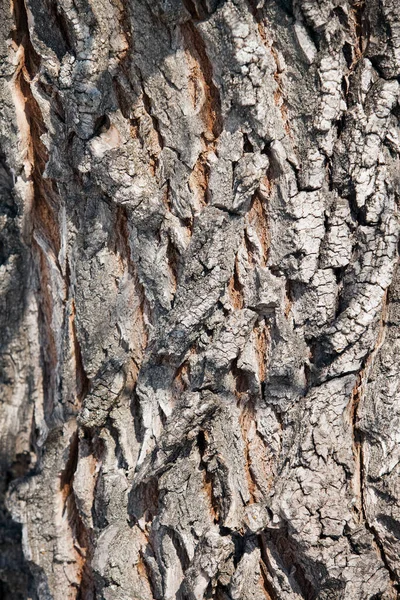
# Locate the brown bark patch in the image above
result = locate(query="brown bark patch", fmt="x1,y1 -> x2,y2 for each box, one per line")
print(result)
228,257 -> 244,310
188,145 -> 211,208
254,320 -> 269,383
239,404 -> 257,504
246,194 -> 270,266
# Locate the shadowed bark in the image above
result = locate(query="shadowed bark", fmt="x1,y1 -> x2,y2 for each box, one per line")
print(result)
1,0 -> 400,598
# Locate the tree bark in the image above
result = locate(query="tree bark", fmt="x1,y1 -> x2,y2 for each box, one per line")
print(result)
1,0 -> 400,598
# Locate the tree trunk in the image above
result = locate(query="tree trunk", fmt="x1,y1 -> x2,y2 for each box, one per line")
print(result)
1,0 -> 400,598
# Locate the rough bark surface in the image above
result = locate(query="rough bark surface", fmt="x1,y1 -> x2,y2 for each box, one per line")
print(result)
1,0 -> 400,598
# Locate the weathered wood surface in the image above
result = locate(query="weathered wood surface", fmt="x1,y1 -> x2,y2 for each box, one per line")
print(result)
1,0 -> 400,598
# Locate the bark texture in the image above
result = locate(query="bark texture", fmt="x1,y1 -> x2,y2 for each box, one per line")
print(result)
1,0 -> 400,598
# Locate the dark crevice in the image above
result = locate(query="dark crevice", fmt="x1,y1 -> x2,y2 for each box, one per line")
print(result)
166,235 -> 179,303
333,5 -> 350,29
112,76 -> 133,120
197,430 -> 220,524
182,0 -> 201,20
342,41 -> 354,69
137,69 -> 165,152
11,0 -> 41,77
182,0 -> 225,21
130,388 -> 145,454
243,132 -> 254,153
106,418 -> 129,471
89,114 -> 111,140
